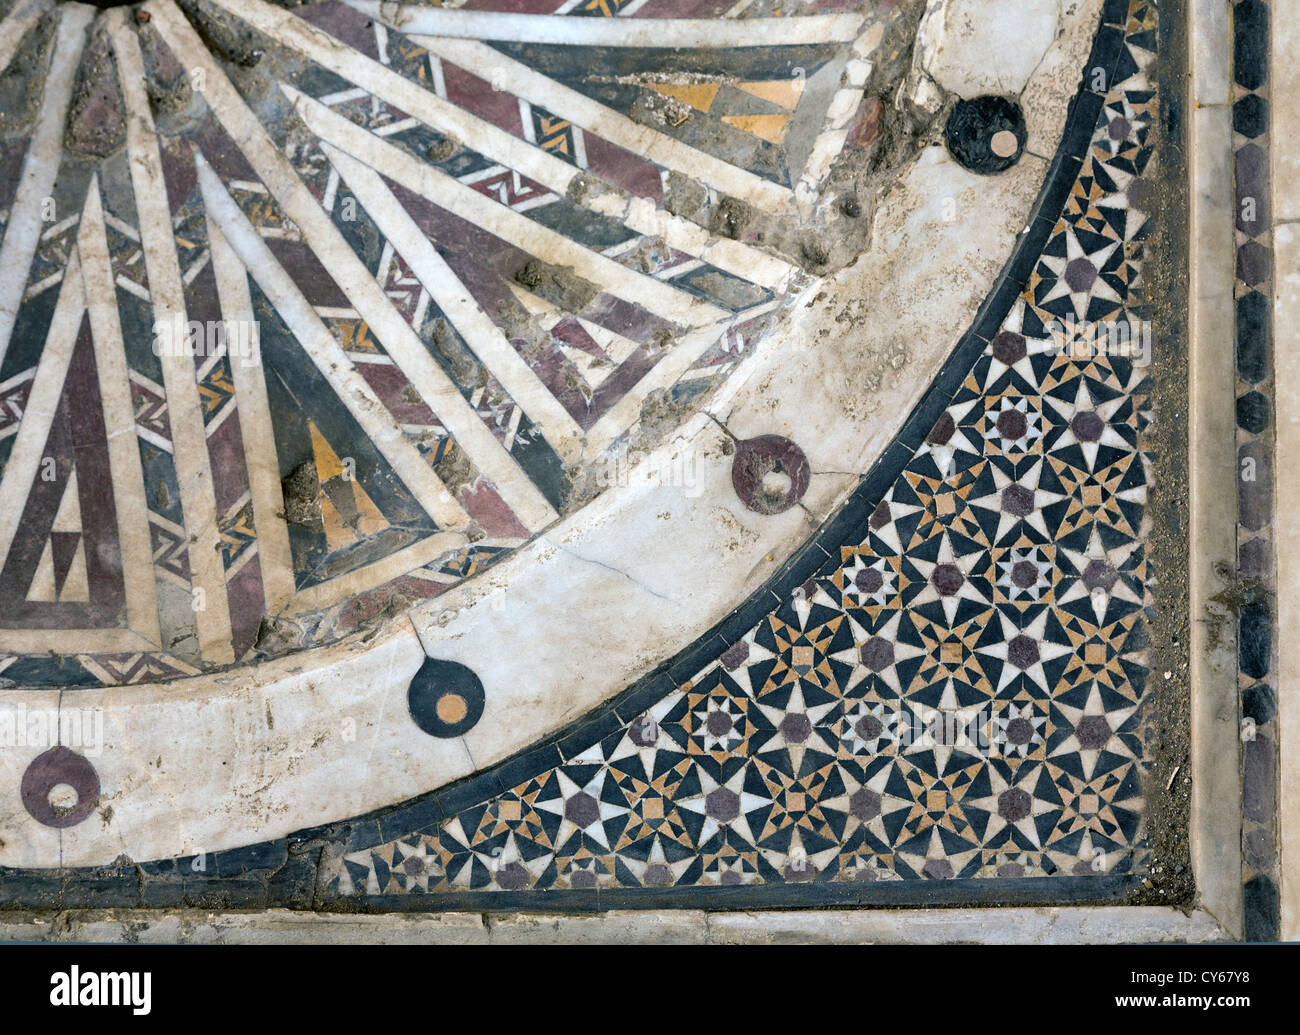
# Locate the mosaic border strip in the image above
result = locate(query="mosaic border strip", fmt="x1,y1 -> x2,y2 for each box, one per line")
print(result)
1230,0 -> 1279,943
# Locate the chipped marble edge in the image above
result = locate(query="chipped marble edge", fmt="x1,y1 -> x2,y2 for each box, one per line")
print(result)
913,0 -> 1063,101
0,906 -> 1230,945
0,1 -> 1096,869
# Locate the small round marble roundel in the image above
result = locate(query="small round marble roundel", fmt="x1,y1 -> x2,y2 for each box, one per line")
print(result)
731,435 -> 811,515
22,746 -> 100,828
408,657 -> 486,738
944,96 -> 1028,174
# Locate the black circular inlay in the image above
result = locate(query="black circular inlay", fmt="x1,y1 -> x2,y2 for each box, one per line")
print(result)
720,640 -> 750,670
999,787 -> 1031,821
407,657 -> 485,738
1011,560 -> 1039,588
21,746 -> 99,828
706,787 -> 740,821
1064,257 -> 1098,292
944,96 -> 1028,174
731,435 -> 810,515
860,636 -> 894,671
495,861 -> 528,890
997,408 -> 1028,440
850,787 -> 881,820
779,713 -> 812,743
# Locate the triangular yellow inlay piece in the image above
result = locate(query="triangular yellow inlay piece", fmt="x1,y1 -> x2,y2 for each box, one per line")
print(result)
649,82 -> 720,113
310,419 -> 389,550
722,113 -> 792,145
737,79 -> 806,111
353,481 -> 387,539
59,541 -> 88,603
319,493 -> 357,553
309,421 -> 346,481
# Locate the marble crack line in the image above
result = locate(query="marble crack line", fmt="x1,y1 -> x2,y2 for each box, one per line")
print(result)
794,500 -> 823,530
541,535 -> 679,606
1018,26 -> 1059,101
704,411 -> 738,443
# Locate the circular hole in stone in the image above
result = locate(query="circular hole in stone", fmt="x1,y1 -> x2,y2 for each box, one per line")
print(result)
761,469 -> 792,498
48,783 -> 78,813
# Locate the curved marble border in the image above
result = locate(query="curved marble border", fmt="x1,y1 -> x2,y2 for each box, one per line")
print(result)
303,7 -> 1142,913
0,0 -> 1112,869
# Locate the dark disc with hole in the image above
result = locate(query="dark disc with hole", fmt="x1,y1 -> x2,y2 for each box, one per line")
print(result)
731,435 -> 811,515
944,96 -> 1027,174
408,657 -> 486,738
21,746 -> 100,828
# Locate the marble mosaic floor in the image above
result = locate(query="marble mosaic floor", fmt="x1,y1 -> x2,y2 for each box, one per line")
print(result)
0,0 -> 1213,917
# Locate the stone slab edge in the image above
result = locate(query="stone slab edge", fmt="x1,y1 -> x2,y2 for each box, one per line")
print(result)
0,906 -> 1229,945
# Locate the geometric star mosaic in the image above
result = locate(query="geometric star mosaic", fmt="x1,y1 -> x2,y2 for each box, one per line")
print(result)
325,0 -> 1162,901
